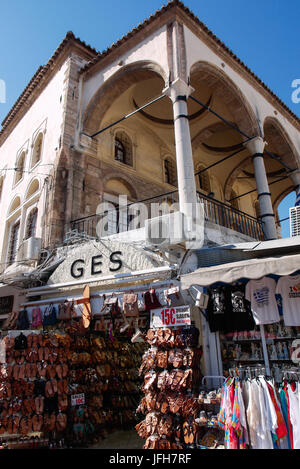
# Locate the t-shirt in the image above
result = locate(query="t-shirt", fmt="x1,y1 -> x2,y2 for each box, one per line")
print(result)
245,277 -> 280,325
276,275 -> 300,326
206,285 -> 255,333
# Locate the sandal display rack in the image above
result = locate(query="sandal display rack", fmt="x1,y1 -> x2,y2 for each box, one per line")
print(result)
136,326 -> 205,449
0,323 -> 147,449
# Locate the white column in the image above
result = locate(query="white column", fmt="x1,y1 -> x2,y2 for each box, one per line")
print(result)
290,169 -> 300,196
163,78 -> 198,219
244,137 -> 278,240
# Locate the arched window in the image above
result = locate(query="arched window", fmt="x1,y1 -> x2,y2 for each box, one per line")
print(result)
197,164 -> 211,193
14,151 -> 26,185
31,133 -> 43,167
8,220 -> 20,265
25,208 -> 38,239
114,131 -> 133,166
164,158 -> 177,186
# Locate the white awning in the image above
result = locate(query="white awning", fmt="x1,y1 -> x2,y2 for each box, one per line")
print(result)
180,253 -> 300,288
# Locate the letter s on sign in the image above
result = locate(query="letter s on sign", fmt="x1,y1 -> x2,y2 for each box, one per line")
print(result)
291,79 -> 300,104
109,251 -> 122,272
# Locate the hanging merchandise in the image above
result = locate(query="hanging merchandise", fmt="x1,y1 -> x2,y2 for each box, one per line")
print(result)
245,277 -> 280,325
100,294 -> 121,327
143,289 -> 162,312
206,283 -> 255,334
136,326 -> 204,449
164,286 -> 185,307
31,308 -> 43,329
42,304 -> 57,327
276,274 -> 300,326
16,309 -> 30,331
217,371 -> 296,450
122,291 -> 139,317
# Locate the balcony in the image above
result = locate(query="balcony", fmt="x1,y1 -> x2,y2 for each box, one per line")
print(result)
69,190 -> 264,242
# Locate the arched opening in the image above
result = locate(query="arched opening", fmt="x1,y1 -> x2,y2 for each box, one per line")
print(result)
164,158 -> 177,186
25,179 -> 40,200
196,164 -> 211,193
277,192 -> 297,238
14,151 -> 26,185
114,131 -> 133,166
25,207 -> 38,240
8,196 -> 21,216
31,133 -> 43,167
8,220 -> 20,265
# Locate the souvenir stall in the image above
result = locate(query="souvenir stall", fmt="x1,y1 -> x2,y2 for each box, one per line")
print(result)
0,239 -> 209,449
181,251 -> 300,450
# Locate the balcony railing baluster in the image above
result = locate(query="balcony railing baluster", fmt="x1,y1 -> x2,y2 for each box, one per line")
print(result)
70,190 -> 264,241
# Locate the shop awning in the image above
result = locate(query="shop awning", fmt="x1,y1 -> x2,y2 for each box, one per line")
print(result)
180,252 -> 300,288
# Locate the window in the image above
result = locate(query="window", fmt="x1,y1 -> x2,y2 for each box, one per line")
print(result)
114,131 -> 133,166
164,158 -> 177,186
8,221 -> 20,265
25,208 -> 38,239
14,151 -> 25,185
31,133 -> 43,167
115,139 -> 126,163
197,165 -> 211,193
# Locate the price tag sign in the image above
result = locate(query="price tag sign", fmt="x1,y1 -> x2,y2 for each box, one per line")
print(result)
71,393 -> 85,406
150,305 -> 191,329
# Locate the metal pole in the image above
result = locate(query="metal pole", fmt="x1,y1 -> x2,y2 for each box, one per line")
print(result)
86,94 -> 167,139
189,94 -> 295,173
260,324 -> 271,376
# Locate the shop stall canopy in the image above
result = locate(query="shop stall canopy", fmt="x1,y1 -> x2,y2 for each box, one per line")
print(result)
180,252 -> 300,288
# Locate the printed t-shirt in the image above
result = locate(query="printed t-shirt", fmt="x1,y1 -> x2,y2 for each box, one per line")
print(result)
245,277 -> 280,325
276,275 -> 300,326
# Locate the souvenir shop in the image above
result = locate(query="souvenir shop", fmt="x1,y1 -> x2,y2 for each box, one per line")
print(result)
181,251 -> 300,449
0,239 -> 214,450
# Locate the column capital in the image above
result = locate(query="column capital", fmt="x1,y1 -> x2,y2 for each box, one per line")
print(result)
289,168 -> 300,187
243,136 -> 267,156
163,78 -> 194,103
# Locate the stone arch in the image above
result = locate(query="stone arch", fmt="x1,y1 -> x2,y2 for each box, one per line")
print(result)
31,131 -> 44,168
82,61 -> 168,136
25,178 -> 40,200
7,195 -> 21,216
263,116 -> 299,171
190,61 -> 260,138
103,173 -> 138,201
273,186 -> 296,213
224,155 -> 253,201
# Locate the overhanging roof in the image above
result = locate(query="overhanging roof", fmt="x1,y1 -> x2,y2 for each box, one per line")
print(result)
180,252 -> 300,288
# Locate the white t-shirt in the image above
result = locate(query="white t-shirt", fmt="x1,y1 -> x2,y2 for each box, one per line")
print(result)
276,275 -> 300,326
288,384 -> 300,449
245,277 -> 280,325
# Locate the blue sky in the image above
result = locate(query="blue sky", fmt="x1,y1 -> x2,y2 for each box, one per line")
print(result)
0,0 -> 299,236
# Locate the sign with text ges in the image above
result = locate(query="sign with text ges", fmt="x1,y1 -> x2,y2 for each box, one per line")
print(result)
150,305 -> 191,329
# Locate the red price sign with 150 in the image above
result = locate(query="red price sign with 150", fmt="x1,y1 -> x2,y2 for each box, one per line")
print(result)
151,306 -> 191,328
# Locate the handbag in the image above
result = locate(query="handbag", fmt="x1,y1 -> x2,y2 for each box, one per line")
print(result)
43,304 -> 57,326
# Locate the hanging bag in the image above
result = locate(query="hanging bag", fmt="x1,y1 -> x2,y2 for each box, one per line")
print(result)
43,304 -> 57,326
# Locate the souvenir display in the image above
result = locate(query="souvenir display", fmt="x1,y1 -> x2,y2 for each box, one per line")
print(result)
136,326 -> 204,449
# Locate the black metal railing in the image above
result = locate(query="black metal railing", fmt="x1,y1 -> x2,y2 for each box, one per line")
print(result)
69,190 -> 264,241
